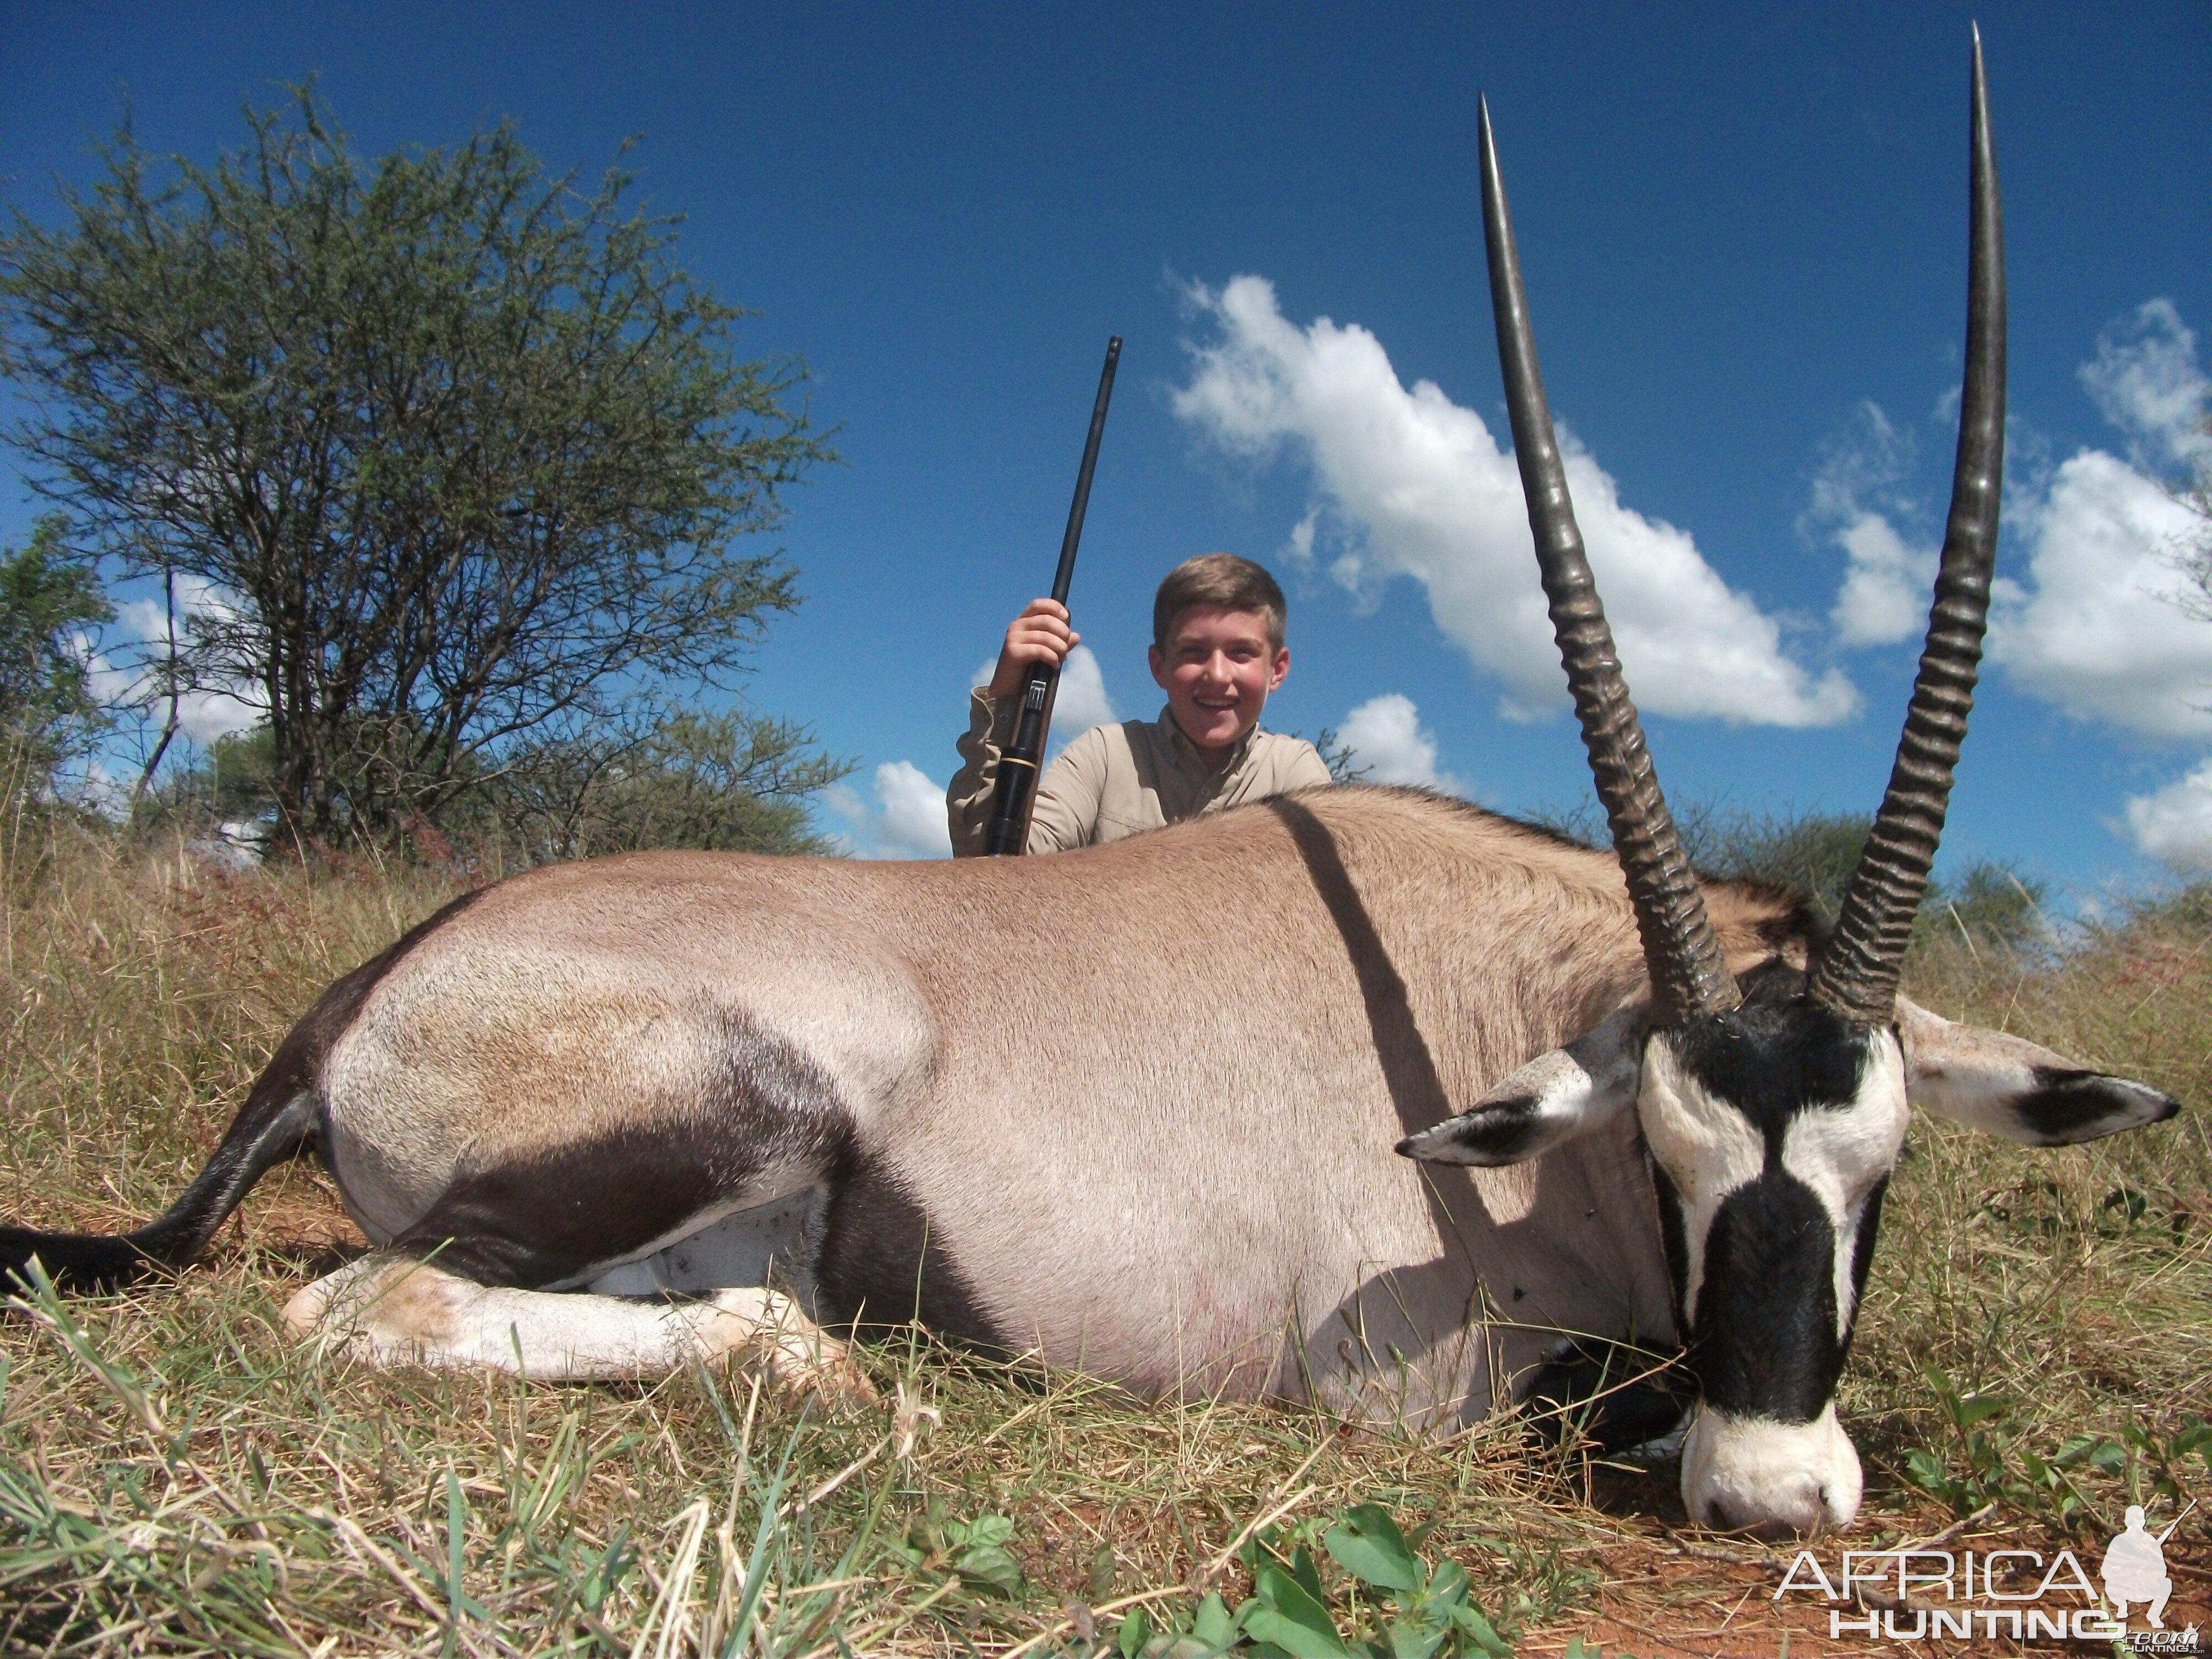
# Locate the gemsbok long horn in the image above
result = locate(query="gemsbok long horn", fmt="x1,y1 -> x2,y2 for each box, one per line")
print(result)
1479,97 -> 1740,1027
1808,32 -> 2005,1027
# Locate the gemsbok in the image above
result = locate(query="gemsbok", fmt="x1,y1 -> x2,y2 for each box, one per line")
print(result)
2,39 -> 2180,1539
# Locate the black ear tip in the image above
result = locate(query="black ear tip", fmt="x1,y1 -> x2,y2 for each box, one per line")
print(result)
2020,1070 -> 2184,1143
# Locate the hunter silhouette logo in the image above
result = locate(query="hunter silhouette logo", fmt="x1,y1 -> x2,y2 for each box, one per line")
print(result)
1773,1498 -> 2199,1646
2105,1501 -> 2193,1630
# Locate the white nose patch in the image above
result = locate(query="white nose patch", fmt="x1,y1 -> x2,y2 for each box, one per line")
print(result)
1682,1402 -> 1863,1537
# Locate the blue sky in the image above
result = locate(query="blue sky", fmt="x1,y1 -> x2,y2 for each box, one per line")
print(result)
4,4 -> 2209,893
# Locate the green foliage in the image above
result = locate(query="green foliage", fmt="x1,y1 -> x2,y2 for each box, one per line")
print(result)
1901,1364 -> 2212,1540
1528,800 -> 2052,957
141,704 -> 851,862
137,723 -> 281,831
892,1499 -> 1026,1598
461,707 -> 853,860
0,513 -> 111,792
1111,1502 -> 1511,1659
1309,727 -> 1374,786
1684,808 -> 2044,948
1,85 -> 832,845
1,1258 -> 894,1655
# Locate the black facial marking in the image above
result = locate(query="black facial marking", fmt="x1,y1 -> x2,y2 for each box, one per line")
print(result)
1652,962 -> 1894,1423
1844,1175 -> 1888,1348
2012,1068 -> 2179,1145
392,1010 -> 849,1289
813,1152 -> 1004,1352
1670,963 -> 1875,1141
1693,1174 -> 1844,1422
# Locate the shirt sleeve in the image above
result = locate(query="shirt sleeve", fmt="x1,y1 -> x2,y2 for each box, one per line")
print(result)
946,688 -> 1018,858
1280,737 -> 1335,792
947,690 -> 1111,855
1025,726 -> 1111,853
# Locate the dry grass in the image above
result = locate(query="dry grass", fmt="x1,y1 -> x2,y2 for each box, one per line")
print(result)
0,824 -> 2205,1656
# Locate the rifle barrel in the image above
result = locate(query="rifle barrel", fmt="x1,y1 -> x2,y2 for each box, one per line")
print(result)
983,336 -> 1121,857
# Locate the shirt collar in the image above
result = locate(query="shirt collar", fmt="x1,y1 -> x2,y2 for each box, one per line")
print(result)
1156,705 -> 1259,774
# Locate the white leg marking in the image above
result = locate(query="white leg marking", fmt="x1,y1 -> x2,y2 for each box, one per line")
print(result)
283,1255 -> 876,1402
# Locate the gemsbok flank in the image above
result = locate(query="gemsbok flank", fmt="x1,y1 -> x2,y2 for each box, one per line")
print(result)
1,38 -> 2180,1540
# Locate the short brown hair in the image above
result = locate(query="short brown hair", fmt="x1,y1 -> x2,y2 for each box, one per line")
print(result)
1152,554 -> 1287,650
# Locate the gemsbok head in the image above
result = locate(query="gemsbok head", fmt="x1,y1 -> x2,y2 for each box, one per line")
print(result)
1401,37 -> 2177,1536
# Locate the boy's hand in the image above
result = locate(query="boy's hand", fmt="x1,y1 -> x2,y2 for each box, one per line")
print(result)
987,598 -> 1079,697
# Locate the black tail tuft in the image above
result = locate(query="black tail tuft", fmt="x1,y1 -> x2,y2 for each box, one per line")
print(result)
1,884 -> 488,1302
0,1228 -> 154,1294
2,1087 -> 320,1300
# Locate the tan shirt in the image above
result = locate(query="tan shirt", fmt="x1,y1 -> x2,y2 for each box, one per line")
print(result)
947,690 -> 1333,856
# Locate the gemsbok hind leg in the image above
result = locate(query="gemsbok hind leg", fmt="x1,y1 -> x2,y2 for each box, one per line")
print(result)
283,1254 -> 877,1403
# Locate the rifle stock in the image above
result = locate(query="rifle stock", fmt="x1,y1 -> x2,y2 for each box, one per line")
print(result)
983,335 -> 1120,855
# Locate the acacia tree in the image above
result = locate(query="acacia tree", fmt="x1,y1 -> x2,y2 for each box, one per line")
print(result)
0,90 -> 833,844
0,513 -> 111,795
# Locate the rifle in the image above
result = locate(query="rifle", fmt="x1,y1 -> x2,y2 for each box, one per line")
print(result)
983,335 -> 1121,855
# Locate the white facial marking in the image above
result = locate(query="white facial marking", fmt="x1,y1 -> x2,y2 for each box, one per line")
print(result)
1636,1037 -> 1765,1327
1682,1401 -> 1863,1537
1778,1029 -> 1909,1338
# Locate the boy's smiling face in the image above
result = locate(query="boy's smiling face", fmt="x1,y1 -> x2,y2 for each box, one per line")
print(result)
1147,604 -> 1291,761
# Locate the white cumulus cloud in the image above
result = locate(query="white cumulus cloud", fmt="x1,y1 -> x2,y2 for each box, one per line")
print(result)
1806,301 -> 2212,745
1830,511 -> 1938,648
1806,402 -> 1939,648
2079,299 -> 2212,471
1988,447 -> 2211,739
825,760 -> 952,859
87,573 -> 263,742
1171,274 -> 1858,728
1337,693 -> 1463,794
1999,300 -> 2212,740
2124,759 -> 2212,870
1049,645 -> 1119,738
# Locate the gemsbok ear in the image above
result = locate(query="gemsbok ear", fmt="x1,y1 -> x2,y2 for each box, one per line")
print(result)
1399,1006 -> 1644,1166
1895,997 -> 2180,1146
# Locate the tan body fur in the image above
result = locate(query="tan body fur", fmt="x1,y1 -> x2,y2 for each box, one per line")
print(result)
306,787 -> 1798,1425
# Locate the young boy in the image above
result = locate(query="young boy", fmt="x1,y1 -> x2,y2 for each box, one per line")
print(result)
947,552 -> 1332,855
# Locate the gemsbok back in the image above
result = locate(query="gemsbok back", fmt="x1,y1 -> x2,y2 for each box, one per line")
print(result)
2,39 -> 2180,1539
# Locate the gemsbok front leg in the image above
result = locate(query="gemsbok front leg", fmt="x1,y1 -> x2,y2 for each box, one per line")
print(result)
283,1253 -> 878,1404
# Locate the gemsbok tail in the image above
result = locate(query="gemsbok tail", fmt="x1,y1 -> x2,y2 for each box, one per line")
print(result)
0,1049 -> 320,1293
1,888 -> 485,1295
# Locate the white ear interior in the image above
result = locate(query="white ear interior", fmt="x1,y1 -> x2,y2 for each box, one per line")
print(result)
1896,996 -> 2179,1146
